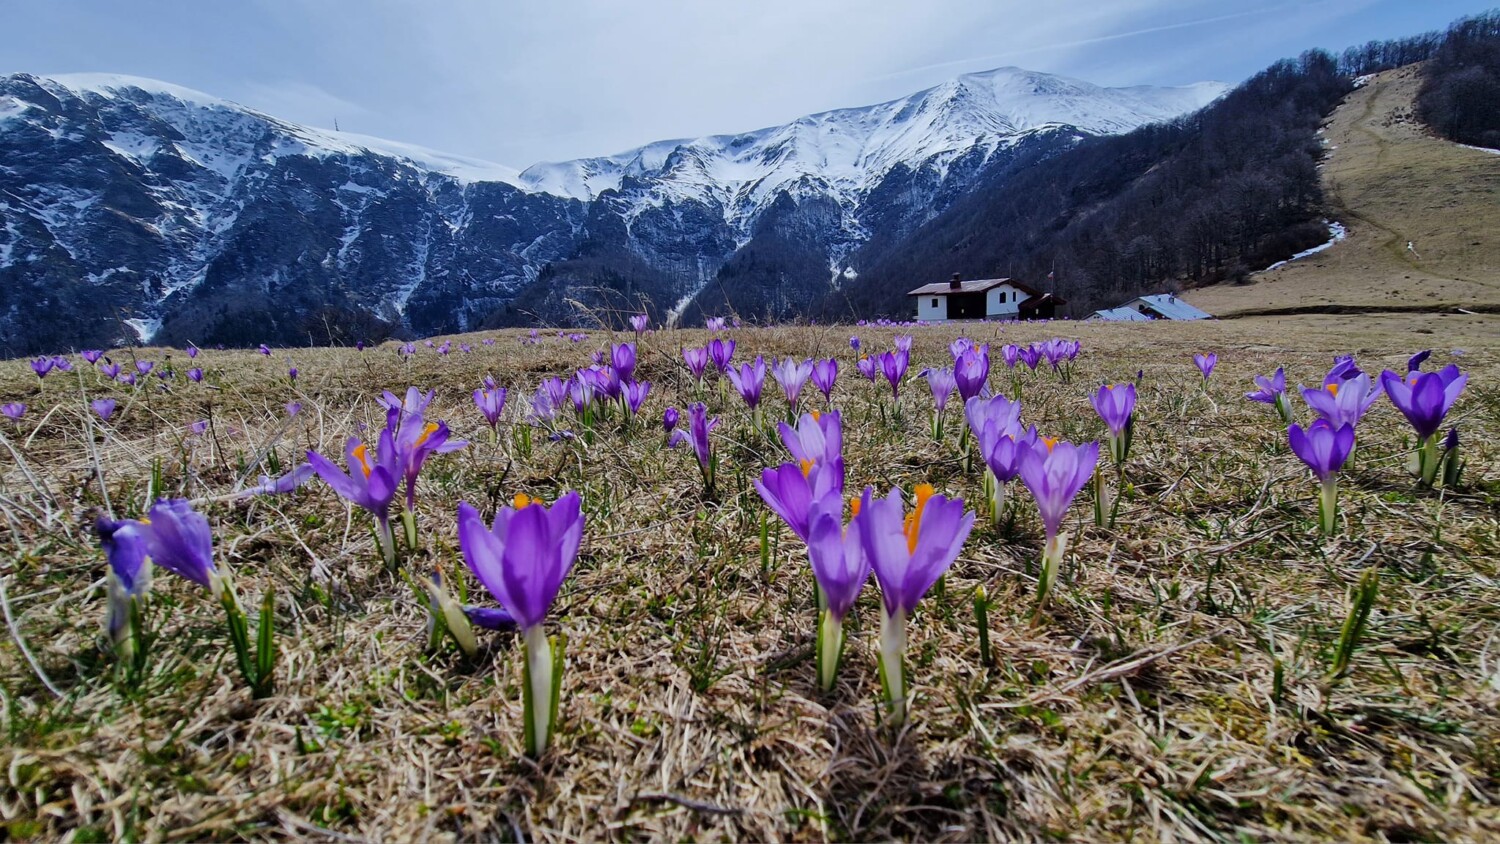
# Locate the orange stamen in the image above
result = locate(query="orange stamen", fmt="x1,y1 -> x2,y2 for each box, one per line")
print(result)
848,496 -> 862,518
1326,383 -> 1339,396
512,493 -> 533,509
352,443 -> 372,478
810,409 -> 821,421
415,422 -> 440,448
1041,436 -> 1058,452
799,458 -> 815,477
904,484 -> 935,553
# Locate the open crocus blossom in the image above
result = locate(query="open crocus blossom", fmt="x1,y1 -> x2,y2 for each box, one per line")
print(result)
1380,364 -> 1468,485
474,386 -> 508,430
805,493 -> 871,691
91,398 -> 117,421
96,517 -> 152,667
755,459 -> 841,543
856,355 -> 878,381
811,358 -> 838,402
1288,420 -> 1355,535
778,409 -> 844,484
1246,367 -> 1293,423
857,484 -> 975,728
392,412 -> 468,547
2,403 -> 25,420
1301,372 -> 1380,430
1194,353 -> 1217,380
630,313 -> 649,336
727,357 -> 768,423
771,357 -> 814,410
457,492 -> 584,756
1018,439 -> 1098,617
30,357 -> 53,378
307,429 -> 400,567
623,380 -> 651,416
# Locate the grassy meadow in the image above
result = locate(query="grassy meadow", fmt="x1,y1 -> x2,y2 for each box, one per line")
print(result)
1,313 -> 1498,842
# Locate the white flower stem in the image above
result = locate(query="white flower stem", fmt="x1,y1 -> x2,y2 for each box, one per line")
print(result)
878,608 -> 907,727
523,625 -> 555,756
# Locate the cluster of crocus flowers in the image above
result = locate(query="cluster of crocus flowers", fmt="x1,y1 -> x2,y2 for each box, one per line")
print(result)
1380,364 -> 1468,486
965,396 -> 1026,524
1018,437 -> 1098,619
457,492 -> 584,756
1288,420 -> 1355,536
94,499 -> 276,696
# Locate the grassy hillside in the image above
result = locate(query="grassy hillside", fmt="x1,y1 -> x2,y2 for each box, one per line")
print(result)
1189,64 -> 1500,317
0,314 -> 1497,840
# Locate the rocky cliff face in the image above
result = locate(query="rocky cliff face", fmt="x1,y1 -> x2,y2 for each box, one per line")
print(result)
0,70 -> 1225,353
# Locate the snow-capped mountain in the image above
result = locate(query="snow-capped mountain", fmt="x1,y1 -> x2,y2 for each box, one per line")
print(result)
0,68 -> 1224,353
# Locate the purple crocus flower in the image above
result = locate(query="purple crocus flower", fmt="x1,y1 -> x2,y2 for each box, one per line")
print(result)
683,346 -> 710,383
1288,420 -> 1355,534
1193,353 -> 1217,380
777,410 -> 845,490
52,356 -> 73,372
393,416 -> 467,514
1018,345 -> 1042,371
708,338 -> 736,374
482,338 -> 495,347
726,356 -> 767,410
2,403 -> 26,420
856,355 -> 878,381
1381,364 -> 1468,485
804,493 -> 870,690
185,345 -> 199,359
286,401 -> 302,417
1090,383 -> 1136,463
923,367 -> 957,411
258,345 -> 271,356
1000,344 -> 1021,369
950,337 -> 974,359
307,429 -> 400,565
1407,350 -> 1432,372
96,517 -> 150,651
474,386 -> 508,428
82,349 -> 104,364
623,380 -> 651,416
356,341 -> 367,352
953,346 -> 989,402
187,368 -> 204,382
1019,439 -> 1098,615
771,357 -> 813,407
856,484 -> 974,726
135,360 -> 154,375
91,398 -> 117,420
288,367 -> 299,382
99,362 -> 120,379
849,336 -> 861,353
810,358 -> 838,401
247,462 -> 316,496
755,459 -> 842,543
878,350 -> 909,398
1301,373 -> 1379,430
611,342 -> 637,383
669,402 -> 718,488
663,406 -> 680,434
1380,365 -> 1468,441
630,314 -> 649,336
189,420 -> 208,436
119,373 -> 137,387
379,387 -> 435,421
1246,368 -> 1290,421
30,358 -> 53,378
457,492 -> 584,755
705,317 -> 727,332
893,335 -> 913,353
141,498 -> 220,595
463,605 -> 517,631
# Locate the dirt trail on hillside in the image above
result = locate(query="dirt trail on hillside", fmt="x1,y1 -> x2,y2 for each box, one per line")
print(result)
1188,64 -> 1500,317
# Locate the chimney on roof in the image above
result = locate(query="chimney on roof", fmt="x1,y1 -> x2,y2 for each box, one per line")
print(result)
949,272 -> 962,290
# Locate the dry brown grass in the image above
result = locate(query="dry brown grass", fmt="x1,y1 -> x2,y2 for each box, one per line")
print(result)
1,314 -> 1498,842
1188,64 -> 1500,317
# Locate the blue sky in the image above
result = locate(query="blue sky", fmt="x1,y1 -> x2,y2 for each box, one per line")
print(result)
3,0 -> 1493,165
